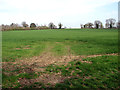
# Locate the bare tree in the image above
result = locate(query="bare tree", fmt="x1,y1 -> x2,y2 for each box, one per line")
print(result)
105,23 -> 109,28
10,23 -> 20,30
94,20 -> 102,29
48,22 -> 55,29
100,23 -> 104,28
58,23 -> 63,29
84,24 -> 89,28
106,18 -> 116,28
84,25 -> 86,28
84,23 -> 93,28
87,22 -> 93,28
22,21 -> 28,28
80,24 -> 84,29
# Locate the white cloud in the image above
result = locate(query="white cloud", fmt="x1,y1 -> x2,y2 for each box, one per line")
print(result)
0,0 -> 119,27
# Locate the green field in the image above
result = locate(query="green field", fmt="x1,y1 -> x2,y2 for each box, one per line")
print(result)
2,29 -> 119,88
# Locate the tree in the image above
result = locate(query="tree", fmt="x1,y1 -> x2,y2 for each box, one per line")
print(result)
84,25 -> 86,28
37,25 -> 49,29
10,23 -> 14,26
87,22 -> 93,28
105,23 -> 109,28
53,25 -> 57,29
80,24 -> 84,29
22,21 -> 28,27
10,23 -> 19,30
30,23 -> 36,29
84,23 -> 93,28
100,23 -> 104,28
106,18 -> 116,28
58,23 -> 63,29
84,24 -> 88,28
94,20 -> 102,29
48,22 -> 55,29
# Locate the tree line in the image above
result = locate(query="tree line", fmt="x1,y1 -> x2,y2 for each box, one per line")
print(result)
0,22 -> 64,31
0,18 -> 119,31
81,18 -> 119,29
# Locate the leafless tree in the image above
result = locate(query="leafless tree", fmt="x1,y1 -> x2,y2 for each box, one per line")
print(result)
94,20 -> 102,29
106,18 -> 116,28
80,24 -> 84,29
10,23 -> 20,30
105,23 -> 109,28
87,22 -> 94,28
22,21 -> 28,28
84,24 -> 89,28
58,23 -> 63,29
100,23 -> 104,28
48,22 -> 56,29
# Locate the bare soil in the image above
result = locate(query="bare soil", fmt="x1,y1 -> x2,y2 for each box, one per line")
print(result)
2,52 -> 118,87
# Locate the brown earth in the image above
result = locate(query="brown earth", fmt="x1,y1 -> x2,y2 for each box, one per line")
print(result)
2,52 -> 118,87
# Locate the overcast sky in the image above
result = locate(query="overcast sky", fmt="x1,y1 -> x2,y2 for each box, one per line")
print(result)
0,0 -> 119,28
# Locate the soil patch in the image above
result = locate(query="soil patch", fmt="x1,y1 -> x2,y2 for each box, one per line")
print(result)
18,72 -> 73,88
86,53 -> 118,58
2,52 -> 118,87
14,45 -> 31,50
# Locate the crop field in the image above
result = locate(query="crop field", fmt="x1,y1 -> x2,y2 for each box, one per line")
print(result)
2,29 -> 119,88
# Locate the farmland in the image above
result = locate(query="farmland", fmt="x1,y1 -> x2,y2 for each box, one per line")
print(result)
2,29 -> 119,88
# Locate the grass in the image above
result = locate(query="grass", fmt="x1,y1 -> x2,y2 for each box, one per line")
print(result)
2,29 -> 118,61
51,56 -> 118,88
2,29 -> 119,88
